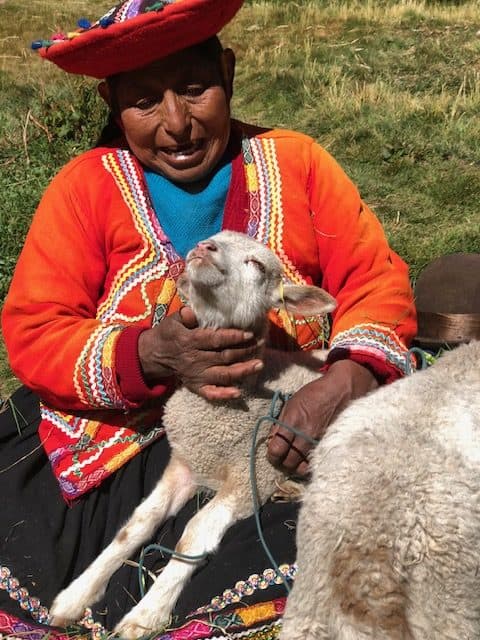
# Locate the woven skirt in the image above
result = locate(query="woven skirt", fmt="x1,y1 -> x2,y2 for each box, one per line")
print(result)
0,386 -> 298,640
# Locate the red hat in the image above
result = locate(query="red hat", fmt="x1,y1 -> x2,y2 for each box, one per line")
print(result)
31,0 -> 244,79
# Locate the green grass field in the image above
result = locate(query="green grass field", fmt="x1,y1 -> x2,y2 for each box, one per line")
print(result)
1,0 -> 479,396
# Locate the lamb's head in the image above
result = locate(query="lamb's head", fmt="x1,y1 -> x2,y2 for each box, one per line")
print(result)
178,231 -> 336,336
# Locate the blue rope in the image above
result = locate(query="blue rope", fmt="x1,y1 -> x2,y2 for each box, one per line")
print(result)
137,543 -> 209,598
137,391 -> 316,598
249,391 -> 319,595
405,347 -> 429,374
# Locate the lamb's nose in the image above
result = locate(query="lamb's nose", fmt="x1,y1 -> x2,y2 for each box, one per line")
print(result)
196,240 -> 218,254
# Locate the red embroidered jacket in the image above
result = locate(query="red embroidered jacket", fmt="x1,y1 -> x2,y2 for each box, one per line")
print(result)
2,124 -> 417,501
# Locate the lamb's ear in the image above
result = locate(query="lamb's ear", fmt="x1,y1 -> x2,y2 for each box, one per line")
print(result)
271,283 -> 336,316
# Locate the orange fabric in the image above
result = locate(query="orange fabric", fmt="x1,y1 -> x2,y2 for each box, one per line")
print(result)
1,125 -> 416,499
3,150 -> 159,410
254,129 -> 416,371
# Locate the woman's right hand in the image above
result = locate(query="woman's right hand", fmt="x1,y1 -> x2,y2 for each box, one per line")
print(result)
138,306 -> 264,400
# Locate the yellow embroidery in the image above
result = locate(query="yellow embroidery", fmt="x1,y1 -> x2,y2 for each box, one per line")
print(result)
246,163 -> 258,191
240,601 -> 276,626
105,443 -> 142,473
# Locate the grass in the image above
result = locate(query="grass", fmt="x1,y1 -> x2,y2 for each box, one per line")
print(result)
1,0 -> 479,396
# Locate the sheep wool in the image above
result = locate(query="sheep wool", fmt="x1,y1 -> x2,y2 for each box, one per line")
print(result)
280,340 -> 480,640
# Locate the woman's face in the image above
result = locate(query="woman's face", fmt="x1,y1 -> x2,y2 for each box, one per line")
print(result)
102,47 -> 235,184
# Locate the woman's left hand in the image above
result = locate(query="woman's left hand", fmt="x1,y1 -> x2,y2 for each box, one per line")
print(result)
267,359 -> 379,476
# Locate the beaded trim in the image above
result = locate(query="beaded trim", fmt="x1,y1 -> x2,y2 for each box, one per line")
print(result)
0,566 -> 49,626
0,565 -> 107,640
189,563 -> 297,616
0,563 -> 287,640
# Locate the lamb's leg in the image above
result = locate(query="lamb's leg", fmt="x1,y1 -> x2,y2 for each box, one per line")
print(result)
49,456 -> 195,627
114,486 -> 251,640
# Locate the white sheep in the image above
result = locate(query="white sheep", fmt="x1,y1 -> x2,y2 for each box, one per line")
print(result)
280,339 -> 480,640
49,230 -> 336,639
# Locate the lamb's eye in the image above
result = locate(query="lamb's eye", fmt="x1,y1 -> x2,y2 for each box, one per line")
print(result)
245,258 -> 266,273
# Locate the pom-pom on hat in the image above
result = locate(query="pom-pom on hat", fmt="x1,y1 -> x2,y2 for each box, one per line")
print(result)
31,0 -> 244,79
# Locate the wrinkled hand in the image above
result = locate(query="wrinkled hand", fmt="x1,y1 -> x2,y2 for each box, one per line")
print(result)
138,306 -> 264,400
267,359 -> 379,476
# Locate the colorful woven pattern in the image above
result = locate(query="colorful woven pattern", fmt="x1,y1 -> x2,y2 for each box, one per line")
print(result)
190,564 -> 296,615
243,137 -> 304,286
39,403 -> 165,500
105,0 -> 176,24
98,150 -> 173,325
0,563 -> 287,640
330,322 -> 414,378
156,601 -> 284,639
0,609 -> 283,640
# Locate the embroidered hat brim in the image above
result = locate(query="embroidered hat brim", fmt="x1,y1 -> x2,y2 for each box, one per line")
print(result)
37,0 -> 244,79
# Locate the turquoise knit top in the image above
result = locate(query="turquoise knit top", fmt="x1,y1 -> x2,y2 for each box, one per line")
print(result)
144,158 -> 232,259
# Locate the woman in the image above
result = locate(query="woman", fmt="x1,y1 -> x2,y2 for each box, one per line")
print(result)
0,1 -> 416,638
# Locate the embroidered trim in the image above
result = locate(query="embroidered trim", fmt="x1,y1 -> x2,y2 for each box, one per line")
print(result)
153,276 -> 180,326
38,148 -> 187,500
274,309 -> 330,350
330,322 -> 412,375
117,0 -> 142,21
299,314 -> 330,349
40,399 -> 165,500
156,599 -> 285,639
242,135 -> 329,348
189,564 -> 296,616
112,0 -> 175,23
55,146 -> 178,492
73,324 -> 126,409
0,563 -> 286,640
245,138 -> 303,286
242,137 -> 262,239
98,150 -> 170,324
157,620 -> 282,640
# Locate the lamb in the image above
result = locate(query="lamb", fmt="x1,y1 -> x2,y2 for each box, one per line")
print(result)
280,339 -> 480,640
49,230 -> 336,639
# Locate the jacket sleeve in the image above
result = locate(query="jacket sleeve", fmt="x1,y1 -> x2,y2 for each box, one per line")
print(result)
308,143 -> 417,382
1,157 -> 168,410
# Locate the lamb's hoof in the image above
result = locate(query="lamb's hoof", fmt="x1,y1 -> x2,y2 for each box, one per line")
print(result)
114,611 -> 168,639
114,621 -> 149,639
272,479 -> 305,502
49,592 -> 87,628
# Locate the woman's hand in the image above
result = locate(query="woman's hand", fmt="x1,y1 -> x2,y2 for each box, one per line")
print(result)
267,359 -> 379,476
138,306 -> 264,400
